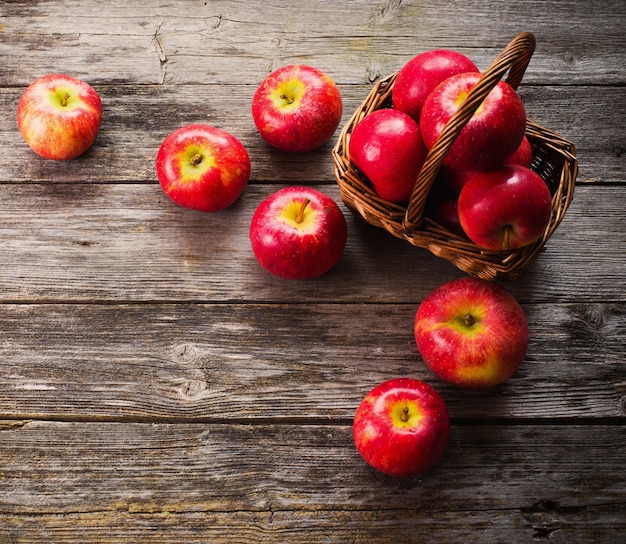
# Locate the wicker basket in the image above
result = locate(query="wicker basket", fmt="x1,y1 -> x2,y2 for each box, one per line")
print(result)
332,32 -> 578,280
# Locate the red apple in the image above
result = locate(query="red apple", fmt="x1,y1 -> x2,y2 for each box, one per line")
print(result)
251,64 -> 342,153
458,164 -> 552,250
348,109 -> 428,202
437,134 -> 532,196
392,49 -> 479,121
503,134 -> 533,167
353,378 -> 450,478
249,186 -> 347,280
415,277 -> 528,389
420,72 -> 527,171
156,124 -> 251,212
17,74 -> 102,160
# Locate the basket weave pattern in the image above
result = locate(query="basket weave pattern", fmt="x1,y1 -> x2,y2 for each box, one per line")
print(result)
332,33 -> 578,280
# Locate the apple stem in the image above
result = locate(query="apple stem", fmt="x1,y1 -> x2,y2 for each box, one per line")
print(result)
280,93 -> 294,105
400,406 -> 410,423
295,199 -> 310,224
191,153 -> 203,166
464,314 -> 476,327
60,92 -> 71,107
502,225 -> 512,251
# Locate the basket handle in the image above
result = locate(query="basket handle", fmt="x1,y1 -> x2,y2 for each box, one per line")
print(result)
403,32 -> 536,232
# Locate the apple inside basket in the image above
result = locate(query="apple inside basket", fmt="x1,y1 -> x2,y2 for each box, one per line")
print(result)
332,32 -> 578,281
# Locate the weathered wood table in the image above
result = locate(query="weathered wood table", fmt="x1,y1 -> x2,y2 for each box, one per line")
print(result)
1,1 -> 624,542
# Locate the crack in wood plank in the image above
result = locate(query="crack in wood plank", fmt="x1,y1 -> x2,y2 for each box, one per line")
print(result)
151,22 -> 168,84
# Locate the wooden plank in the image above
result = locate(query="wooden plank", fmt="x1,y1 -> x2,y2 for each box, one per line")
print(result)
1,507 -> 623,544
1,0 -> 624,86
1,301 -> 623,421
0,1 -> 624,542
1,421 -> 624,543
0,184 -> 623,303
0,84 -> 623,184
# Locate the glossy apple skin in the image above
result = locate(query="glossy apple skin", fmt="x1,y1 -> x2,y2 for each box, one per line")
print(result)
415,277 -> 528,389
349,109 -> 428,202
17,74 -> 102,160
251,64 -> 342,153
503,135 -> 533,167
436,134 -> 532,198
156,124 -> 251,212
458,164 -> 553,250
353,378 -> 450,478
392,49 -> 479,121
420,72 -> 527,171
249,186 -> 347,280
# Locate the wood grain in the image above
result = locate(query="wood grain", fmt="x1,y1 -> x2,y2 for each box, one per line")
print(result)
1,1 -> 624,542
1,421 -> 624,544
1,0 -> 624,86
1,85 -> 623,183
0,301 -> 624,421
0,184 -> 624,302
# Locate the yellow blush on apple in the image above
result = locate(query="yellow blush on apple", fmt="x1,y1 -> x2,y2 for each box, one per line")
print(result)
249,186 -> 347,280
17,74 -> 102,160
156,124 -> 251,213
415,277 -> 529,389
353,378 -> 450,478
252,65 -> 342,153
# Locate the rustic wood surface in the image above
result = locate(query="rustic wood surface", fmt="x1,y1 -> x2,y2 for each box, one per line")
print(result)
1,1 -> 625,542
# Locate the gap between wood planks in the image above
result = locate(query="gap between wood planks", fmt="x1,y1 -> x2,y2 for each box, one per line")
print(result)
1,414 -> 622,426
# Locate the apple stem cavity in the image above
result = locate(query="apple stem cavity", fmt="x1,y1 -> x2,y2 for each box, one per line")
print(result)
464,313 -> 476,328
60,92 -> 71,107
401,405 -> 410,423
191,153 -> 203,166
295,198 -> 311,224
280,93 -> 295,105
